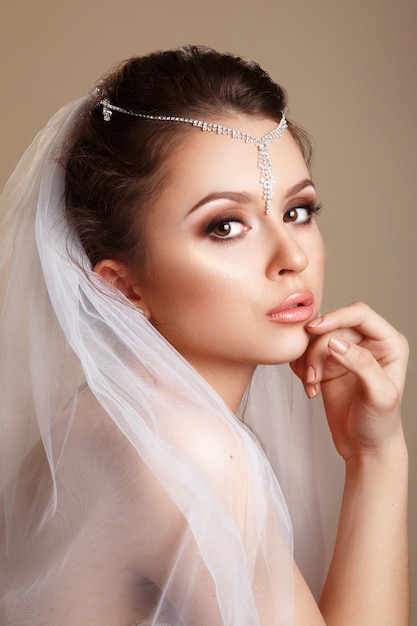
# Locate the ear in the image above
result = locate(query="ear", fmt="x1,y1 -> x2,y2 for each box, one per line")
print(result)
94,259 -> 151,318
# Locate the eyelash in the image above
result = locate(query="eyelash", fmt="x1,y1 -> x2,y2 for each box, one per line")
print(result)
204,201 -> 322,242
204,214 -> 247,242
284,202 -> 322,225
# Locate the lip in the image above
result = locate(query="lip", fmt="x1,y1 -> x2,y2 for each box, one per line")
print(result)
266,290 -> 314,323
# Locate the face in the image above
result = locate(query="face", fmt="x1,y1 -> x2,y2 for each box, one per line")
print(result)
130,115 -> 325,401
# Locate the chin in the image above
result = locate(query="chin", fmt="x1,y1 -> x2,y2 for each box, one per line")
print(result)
260,330 -> 311,366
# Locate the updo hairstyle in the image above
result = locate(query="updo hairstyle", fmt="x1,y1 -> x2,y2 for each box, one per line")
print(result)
64,45 -> 312,271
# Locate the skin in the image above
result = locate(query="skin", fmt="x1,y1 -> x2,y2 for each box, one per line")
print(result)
96,115 -> 409,624
97,117 -> 325,410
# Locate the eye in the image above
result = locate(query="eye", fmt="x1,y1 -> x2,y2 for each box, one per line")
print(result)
283,203 -> 321,224
208,219 -> 248,240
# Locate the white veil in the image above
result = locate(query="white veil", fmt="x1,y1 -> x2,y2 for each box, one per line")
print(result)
0,96 -> 343,625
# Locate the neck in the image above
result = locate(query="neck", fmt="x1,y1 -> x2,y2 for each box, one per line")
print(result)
186,357 -> 256,413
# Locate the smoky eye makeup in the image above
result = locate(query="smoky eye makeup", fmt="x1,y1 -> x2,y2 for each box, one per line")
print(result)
283,201 -> 322,225
202,212 -> 250,241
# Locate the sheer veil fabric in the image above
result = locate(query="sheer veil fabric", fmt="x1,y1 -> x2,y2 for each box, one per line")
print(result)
0,97 -> 343,625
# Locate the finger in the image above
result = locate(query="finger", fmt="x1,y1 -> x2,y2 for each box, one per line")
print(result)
306,301 -> 397,343
327,335 -> 398,410
306,303 -> 409,389
301,326 -> 363,384
290,356 -> 323,400
292,327 -> 362,398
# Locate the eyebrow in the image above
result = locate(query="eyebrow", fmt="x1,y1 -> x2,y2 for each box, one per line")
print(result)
284,178 -> 316,199
187,191 -> 254,214
187,179 -> 316,215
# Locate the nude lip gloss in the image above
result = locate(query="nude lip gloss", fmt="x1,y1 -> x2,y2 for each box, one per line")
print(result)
266,290 -> 314,323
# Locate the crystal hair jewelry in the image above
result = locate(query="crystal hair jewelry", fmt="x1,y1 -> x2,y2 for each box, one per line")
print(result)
99,98 -> 287,214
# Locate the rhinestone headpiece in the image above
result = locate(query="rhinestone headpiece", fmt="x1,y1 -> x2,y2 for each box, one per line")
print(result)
100,98 -> 288,214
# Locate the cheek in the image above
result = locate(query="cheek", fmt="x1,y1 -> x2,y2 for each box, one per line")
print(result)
318,236 -> 326,275
306,226 -> 325,266
145,250 -> 251,326
140,252 -> 217,318
313,238 -> 325,274
307,232 -> 326,297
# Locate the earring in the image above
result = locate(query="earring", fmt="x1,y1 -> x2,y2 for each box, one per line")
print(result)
136,306 -> 146,316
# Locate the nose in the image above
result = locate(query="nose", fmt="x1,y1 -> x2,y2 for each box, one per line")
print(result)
265,223 -> 309,279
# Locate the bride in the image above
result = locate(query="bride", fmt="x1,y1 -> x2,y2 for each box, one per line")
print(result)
0,45 -> 409,625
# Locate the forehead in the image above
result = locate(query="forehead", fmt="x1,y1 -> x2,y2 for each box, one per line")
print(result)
156,116 -> 310,210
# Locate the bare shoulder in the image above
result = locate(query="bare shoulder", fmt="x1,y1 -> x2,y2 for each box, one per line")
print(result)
172,402 -> 250,469
64,385 -> 184,523
1,388 -> 189,622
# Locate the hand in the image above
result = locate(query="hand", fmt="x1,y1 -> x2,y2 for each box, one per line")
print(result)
291,302 -> 409,461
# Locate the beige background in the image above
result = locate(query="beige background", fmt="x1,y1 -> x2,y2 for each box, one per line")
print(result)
1,0 -> 416,620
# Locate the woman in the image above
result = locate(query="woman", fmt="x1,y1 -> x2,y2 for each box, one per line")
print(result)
0,45 -> 409,625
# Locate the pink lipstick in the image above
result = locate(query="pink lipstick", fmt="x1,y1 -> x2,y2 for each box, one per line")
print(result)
266,290 -> 314,323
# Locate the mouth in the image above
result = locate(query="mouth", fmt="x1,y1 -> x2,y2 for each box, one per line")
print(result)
266,290 -> 314,323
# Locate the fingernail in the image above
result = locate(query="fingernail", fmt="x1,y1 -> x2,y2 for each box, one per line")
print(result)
306,365 -> 316,384
307,317 -> 323,328
306,383 -> 320,399
328,336 -> 349,355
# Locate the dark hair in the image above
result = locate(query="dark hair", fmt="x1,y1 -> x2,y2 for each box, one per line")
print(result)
64,45 -> 312,270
